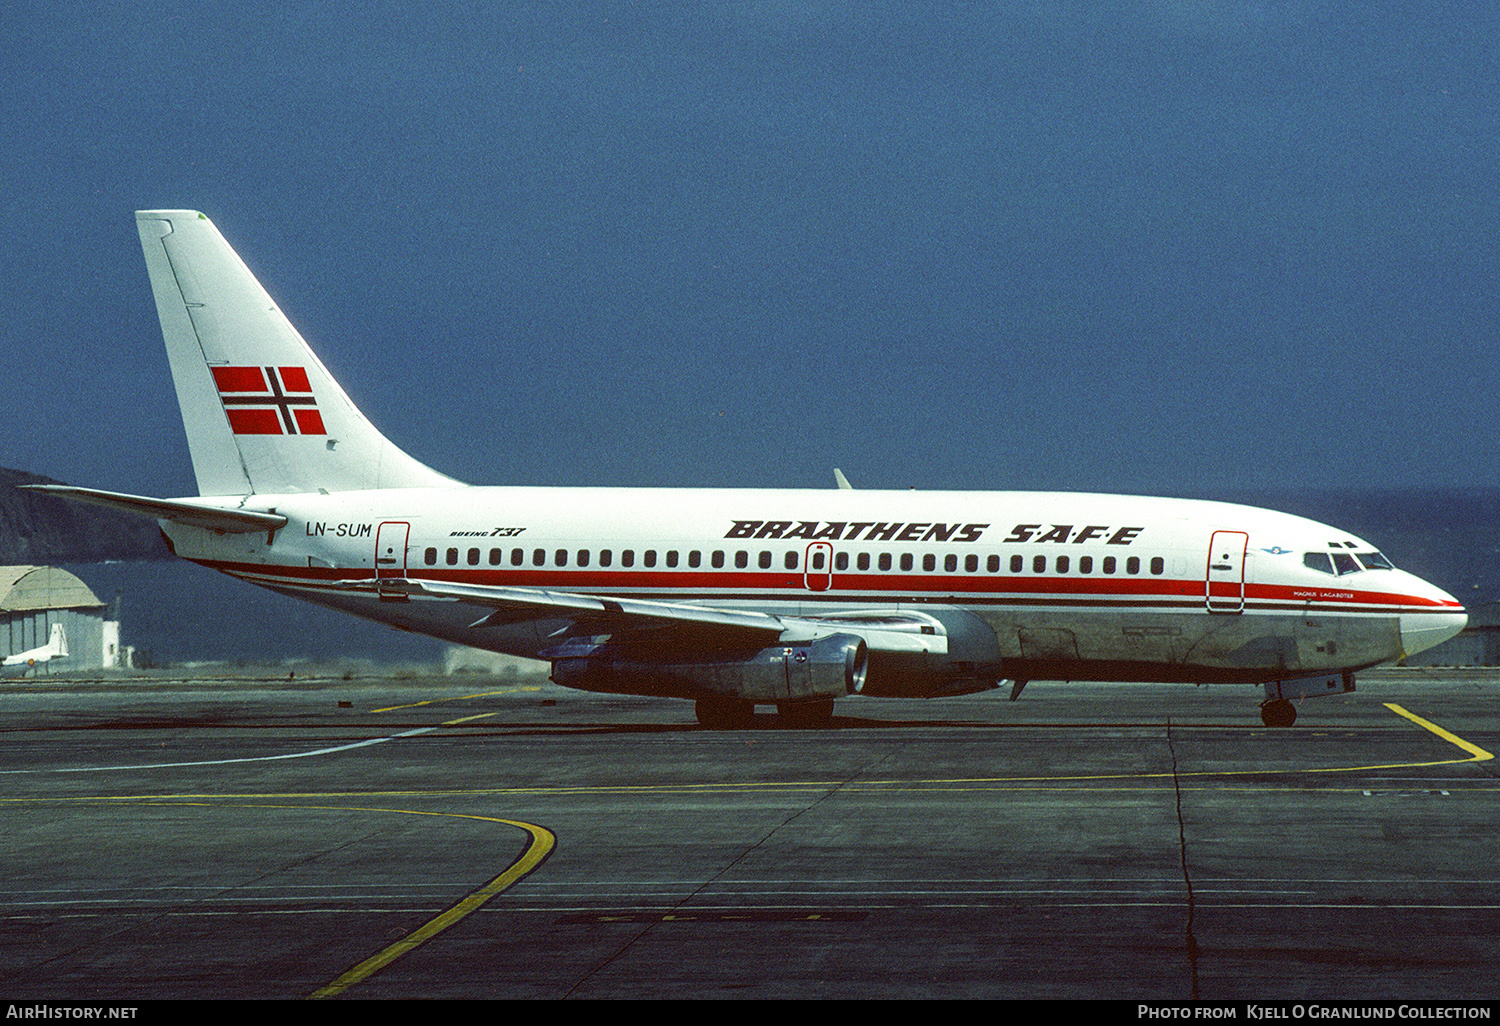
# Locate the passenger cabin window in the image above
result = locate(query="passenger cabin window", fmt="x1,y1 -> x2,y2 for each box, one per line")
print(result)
488,548 -> 502,566
784,551 -> 798,570
447,548 -> 459,566
878,553 -> 892,571
759,551 -> 772,569
1150,557 -> 1165,575
424,547 -> 437,565
735,551 -> 748,569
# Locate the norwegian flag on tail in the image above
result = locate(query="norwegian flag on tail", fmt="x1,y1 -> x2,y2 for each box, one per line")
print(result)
211,366 -> 327,436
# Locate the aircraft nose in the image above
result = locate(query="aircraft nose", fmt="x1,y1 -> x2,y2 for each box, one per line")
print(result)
1399,578 -> 1467,658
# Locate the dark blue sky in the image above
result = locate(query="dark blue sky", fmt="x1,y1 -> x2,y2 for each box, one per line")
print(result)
4,2 -> 1495,499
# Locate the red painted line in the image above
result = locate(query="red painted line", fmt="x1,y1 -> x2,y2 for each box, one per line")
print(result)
190,558 -> 1459,615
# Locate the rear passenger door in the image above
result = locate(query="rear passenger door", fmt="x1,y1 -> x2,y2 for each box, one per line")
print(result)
376,521 -> 410,601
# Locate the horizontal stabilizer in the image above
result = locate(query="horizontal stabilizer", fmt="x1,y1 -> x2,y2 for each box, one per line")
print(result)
20,485 -> 288,533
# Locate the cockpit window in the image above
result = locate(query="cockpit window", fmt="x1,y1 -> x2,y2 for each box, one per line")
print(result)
1304,552 -> 1334,575
1332,552 -> 1360,575
1306,550 -> 1394,575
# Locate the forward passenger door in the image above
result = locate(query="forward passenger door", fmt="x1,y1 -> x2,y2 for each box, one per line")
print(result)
1206,531 -> 1248,613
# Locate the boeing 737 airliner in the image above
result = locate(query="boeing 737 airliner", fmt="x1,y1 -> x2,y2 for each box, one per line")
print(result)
26,211 -> 1467,727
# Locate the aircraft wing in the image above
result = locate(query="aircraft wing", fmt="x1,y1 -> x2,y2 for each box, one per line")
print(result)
392,579 -> 788,640
382,579 -> 943,654
20,485 -> 288,533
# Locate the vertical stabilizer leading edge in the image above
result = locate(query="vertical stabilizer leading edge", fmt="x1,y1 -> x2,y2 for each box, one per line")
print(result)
135,210 -> 458,496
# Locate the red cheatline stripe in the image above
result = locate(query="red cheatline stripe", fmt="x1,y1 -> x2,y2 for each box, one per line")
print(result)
187,557 -> 1460,613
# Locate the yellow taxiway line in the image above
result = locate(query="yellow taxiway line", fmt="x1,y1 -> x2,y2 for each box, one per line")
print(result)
307,810 -> 554,999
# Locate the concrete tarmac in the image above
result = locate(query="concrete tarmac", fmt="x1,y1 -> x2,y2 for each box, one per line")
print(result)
0,666 -> 1495,1001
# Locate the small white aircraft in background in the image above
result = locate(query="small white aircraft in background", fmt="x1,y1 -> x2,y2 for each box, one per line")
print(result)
2,624 -> 68,675
24,211 -> 1468,727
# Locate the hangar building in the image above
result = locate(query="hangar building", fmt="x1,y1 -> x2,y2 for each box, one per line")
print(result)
0,566 -> 114,671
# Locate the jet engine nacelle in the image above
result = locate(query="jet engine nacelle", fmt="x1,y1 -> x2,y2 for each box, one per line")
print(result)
549,633 -> 869,704
823,606 -> 1004,698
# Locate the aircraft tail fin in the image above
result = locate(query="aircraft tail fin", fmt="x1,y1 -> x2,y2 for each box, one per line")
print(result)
49,624 -> 67,660
134,211 -> 458,496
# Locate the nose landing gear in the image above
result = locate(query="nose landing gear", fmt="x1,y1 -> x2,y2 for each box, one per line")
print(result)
1260,699 -> 1297,728
1259,671 -> 1355,727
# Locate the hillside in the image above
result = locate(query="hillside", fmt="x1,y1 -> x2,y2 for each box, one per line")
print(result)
0,467 -> 167,564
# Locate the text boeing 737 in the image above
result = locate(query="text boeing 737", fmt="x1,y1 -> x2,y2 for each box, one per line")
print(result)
26,211 -> 1467,728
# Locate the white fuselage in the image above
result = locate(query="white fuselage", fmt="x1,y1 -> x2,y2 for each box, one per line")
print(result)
161,486 -> 1466,686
